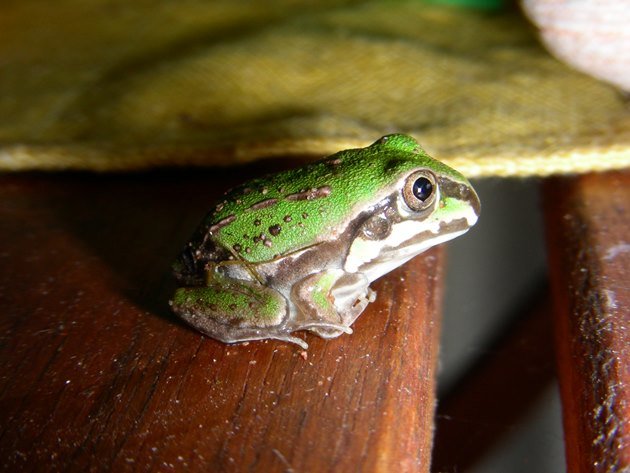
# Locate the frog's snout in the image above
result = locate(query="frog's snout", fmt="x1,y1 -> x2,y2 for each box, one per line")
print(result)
439,177 -> 481,224
467,186 -> 481,221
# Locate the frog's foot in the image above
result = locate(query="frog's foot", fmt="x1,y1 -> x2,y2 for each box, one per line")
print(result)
291,271 -> 373,339
171,281 -> 295,347
309,286 -> 376,339
334,285 -> 377,327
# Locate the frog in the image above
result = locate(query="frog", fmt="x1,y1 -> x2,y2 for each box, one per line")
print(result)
171,134 -> 480,349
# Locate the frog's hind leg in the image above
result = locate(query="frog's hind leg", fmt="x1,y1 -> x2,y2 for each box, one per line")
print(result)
171,280 -> 306,348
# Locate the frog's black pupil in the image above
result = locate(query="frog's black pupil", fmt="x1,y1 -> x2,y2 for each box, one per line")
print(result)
413,177 -> 433,202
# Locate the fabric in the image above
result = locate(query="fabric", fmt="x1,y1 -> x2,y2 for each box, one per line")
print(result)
1,1 -> 628,177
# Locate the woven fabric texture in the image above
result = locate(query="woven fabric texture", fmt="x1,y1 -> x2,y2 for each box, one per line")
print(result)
1,1 -> 629,177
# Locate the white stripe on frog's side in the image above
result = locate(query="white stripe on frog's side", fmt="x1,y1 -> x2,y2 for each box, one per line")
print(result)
344,203 -> 478,276
345,220 -> 430,274
358,229 -> 467,284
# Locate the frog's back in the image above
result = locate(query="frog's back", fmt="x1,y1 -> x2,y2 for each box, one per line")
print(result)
174,134 -> 443,282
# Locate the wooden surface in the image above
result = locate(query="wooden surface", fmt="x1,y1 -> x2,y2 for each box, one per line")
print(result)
0,170 -> 444,472
544,170 -> 630,473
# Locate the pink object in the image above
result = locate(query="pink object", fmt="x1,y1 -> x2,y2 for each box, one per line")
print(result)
522,0 -> 630,92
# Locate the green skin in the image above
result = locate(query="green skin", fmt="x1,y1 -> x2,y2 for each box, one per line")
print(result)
172,134 -> 480,349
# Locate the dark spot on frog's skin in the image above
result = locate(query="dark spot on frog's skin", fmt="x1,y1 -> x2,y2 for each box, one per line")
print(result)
246,247 -> 252,254
261,187 -> 269,195
250,198 -> 278,211
298,222 -> 305,228
269,224 -> 281,236
254,219 -> 261,226
209,303 -> 218,311
286,186 -> 331,202
302,212 -> 309,219
264,240 -> 273,248
243,187 -> 252,194
209,215 -> 236,234
284,215 -> 292,222
236,199 -> 243,205
233,244 -> 242,252
253,234 -> 265,243
229,303 -> 237,311
279,187 -> 285,193
248,301 -> 256,309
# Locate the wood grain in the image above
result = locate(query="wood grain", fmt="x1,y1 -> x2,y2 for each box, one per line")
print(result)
0,171 -> 444,472
544,170 -> 630,473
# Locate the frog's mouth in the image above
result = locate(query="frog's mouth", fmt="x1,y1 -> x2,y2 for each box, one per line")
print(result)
400,221 -> 470,256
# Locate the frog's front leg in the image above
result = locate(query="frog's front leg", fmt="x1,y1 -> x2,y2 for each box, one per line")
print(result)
171,276 -> 309,349
291,270 -> 374,339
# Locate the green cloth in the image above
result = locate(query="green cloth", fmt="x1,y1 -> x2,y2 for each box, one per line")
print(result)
1,1 -> 628,177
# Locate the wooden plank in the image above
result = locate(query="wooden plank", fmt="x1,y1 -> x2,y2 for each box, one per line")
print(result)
0,172 -> 444,472
543,170 -> 630,473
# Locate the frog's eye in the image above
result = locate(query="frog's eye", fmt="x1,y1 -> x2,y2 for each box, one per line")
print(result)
403,171 -> 437,212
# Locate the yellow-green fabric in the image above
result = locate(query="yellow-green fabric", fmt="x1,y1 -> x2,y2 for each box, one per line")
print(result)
1,1 -> 629,177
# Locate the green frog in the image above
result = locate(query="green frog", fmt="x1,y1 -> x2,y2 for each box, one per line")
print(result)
171,134 -> 480,349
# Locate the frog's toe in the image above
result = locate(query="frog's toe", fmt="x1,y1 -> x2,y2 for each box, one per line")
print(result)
221,330 -> 310,350
277,334 -> 309,350
300,322 -> 353,339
